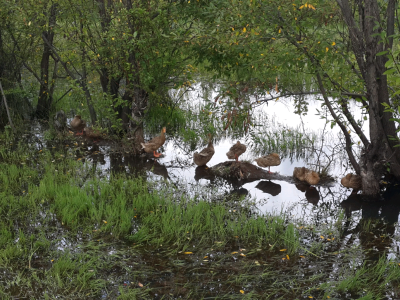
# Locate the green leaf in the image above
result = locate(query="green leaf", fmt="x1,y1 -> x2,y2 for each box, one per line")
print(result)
383,68 -> 396,75
376,51 -> 388,56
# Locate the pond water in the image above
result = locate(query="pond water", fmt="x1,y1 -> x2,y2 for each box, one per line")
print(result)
39,87 -> 399,228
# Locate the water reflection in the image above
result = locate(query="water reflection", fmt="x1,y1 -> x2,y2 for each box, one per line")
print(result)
144,159 -> 170,180
255,180 -> 281,196
194,166 -> 215,182
340,187 -> 400,261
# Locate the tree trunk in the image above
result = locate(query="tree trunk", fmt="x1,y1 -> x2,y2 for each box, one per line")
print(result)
336,0 -> 400,196
36,3 -> 58,120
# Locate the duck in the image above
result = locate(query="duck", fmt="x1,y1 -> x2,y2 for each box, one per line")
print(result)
341,173 -> 362,193
254,153 -> 281,173
226,141 -> 247,161
141,127 -> 166,158
304,169 -> 320,185
70,115 -> 86,135
193,134 -> 215,166
84,127 -> 102,139
293,167 -> 307,181
293,167 -> 320,185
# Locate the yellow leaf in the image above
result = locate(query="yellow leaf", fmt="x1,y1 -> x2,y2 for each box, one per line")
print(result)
204,256 -> 208,259
240,290 -> 245,294
326,47 -> 329,52
231,252 -> 238,254
103,220 -> 107,224
299,5 -> 304,9
286,255 -> 290,260
232,27 -> 235,31
240,253 -> 246,257
309,297 -> 313,299
332,42 -> 336,46
327,297 -> 331,299
282,257 -> 286,260
300,255 -> 305,258
280,249 -> 287,251
243,27 -> 246,33
320,236 -> 324,239
184,252 -> 193,254
278,29 -> 281,33
348,130 -> 351,134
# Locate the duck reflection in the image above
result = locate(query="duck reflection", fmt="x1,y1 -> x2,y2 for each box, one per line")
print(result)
255,180 -> 281,196
296,184 -> 320,205
194,166 -> 215,182
144,159 -> 170,180
305,188 -> 320,205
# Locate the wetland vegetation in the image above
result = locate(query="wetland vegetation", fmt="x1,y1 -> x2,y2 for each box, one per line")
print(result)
2,0 -> 400,299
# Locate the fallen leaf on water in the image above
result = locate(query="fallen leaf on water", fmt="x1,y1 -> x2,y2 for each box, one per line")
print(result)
240,290 -> 245,294
184,252 -> 193,254
280,249 -> 287,252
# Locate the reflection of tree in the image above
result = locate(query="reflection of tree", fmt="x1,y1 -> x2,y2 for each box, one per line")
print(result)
340,187 -> 400,262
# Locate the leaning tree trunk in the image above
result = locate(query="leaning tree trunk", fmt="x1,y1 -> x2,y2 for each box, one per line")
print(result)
336,0 -> 400,196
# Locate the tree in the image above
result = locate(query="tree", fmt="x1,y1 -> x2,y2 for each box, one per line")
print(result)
185,0 -> 400,197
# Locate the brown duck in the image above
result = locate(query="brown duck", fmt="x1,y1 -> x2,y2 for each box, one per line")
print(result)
70,115 -> 86,135
341,173 -> 362,193
293,167 -> 307,181
305,170 -> 320,185
293,167 -> 320,185
254,153 -> 281,173
226,141 -> 247,161
193,134 -> 215,166
84,127 -> 102,139
141,127 -> 166,158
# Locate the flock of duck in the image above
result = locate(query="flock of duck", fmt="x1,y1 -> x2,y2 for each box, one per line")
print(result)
70,116 -> 363,193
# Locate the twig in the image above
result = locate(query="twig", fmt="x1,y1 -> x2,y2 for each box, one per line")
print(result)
0,80 -> 16,133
